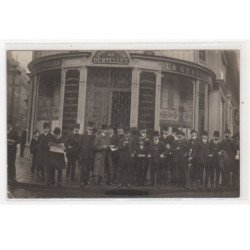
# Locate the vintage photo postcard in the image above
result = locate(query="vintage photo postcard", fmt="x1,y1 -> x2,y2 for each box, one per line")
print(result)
6,48 -> 240,199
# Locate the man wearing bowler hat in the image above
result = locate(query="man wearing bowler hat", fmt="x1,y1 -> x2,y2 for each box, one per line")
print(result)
37,122 -> 54,183
93,124 -> 113,186
79,121 -> 95,187
221,129 -> 237,187
65,123 -> 81,181
209,131 -> 222,189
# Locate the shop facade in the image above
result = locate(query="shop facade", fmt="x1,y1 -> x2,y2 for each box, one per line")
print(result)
27,50 -> 239,141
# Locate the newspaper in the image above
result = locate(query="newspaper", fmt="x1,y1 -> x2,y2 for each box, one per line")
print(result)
49,143 -> 65,154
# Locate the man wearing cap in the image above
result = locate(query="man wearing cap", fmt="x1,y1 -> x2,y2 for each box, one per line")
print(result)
117,127 -> 133,188
37,122 -> 54,183
150,131 -> 165,188
7,120 -> 19,183
209,131 -> 222,189
79,121 -> 95,187
65,123 -> 81,181
161,125 -> 175,185
187,129 -> 199,186
221,129 -> 237,187
171,129 -> 188,188
93,124 -> 113,186
196,131 -> 210,189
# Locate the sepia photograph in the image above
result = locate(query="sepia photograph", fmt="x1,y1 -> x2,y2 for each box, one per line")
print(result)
6,49 -> 240,199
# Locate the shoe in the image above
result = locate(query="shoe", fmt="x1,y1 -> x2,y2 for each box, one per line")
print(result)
126,183 -> 132,188
118,183 -> 122,188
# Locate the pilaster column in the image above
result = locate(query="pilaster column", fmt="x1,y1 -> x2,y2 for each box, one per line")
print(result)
194,79 -> 200,131
154,71 -> 161,131
204,84 -> 209,131
58,68 -> 67,128
77,66 -> 88,133
29,74 -> 38,139
130,68 -> 141,127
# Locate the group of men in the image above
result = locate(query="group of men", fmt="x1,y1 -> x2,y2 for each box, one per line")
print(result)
8,119 -> 240,190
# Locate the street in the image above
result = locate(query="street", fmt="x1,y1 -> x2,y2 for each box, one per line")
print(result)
7,145 -> 239,199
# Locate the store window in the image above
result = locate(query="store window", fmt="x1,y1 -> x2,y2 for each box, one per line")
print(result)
198,81 -> 206,133
160,75 -> 193,133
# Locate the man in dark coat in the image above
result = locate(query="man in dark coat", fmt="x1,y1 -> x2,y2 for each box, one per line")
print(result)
160,125 -> 175,184
37,122 -> 54,183
134,136 -> 150,186
7,121 -> 19,183
187,129 -> 199,186
64,123 -> 81,181
221,129 -> 237,187
171,130 -> 188,188
108,124 -> 119,184
93,124 -> 113,185
196,131 -> 210,188
150,131 -> 165,188
209,131 -> 222,189
20,128 -> 27,157
117,127 -> 133,188
79,121 -> 95,187
30,130 -> 40,175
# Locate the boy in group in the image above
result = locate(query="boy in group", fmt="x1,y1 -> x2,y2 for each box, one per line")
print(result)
150,131 -> 165,189
187,129 -> 199,187
130,127 -> 139,185
171,130 -> 188,188
37,122 -> 54,183
208,131 -> 222,189
117,127 -> 132,188
160,125 -> 175,184
196,131 -> 210,189
79,121 -> 95,187
30,130 -> 40,175
65,123 -> 81,181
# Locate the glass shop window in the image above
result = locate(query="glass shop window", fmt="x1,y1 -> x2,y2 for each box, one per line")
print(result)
198,81 -> 206,133
161,78 -> 175,109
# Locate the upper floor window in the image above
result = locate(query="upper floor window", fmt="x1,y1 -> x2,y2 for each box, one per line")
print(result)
199,50 -> 206,62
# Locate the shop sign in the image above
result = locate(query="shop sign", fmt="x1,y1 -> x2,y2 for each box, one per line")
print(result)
92,51 -> 129,65
162,61 -> 210,82
33,59 -> 61,72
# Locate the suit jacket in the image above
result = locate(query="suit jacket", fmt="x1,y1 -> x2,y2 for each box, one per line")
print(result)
221,138 -> 236,161
37,133 -> 54,165
79,133 -> 95,160
150,141 -> 165,164
209,139 -> 221,163
30,138 -> 39,156
93,133 -> 113,177
187,138 -> 199,160
7,128 -> 19,154
118,136 -> 133,164
196,140 -> 210,165
171,139 -> 187,163
64,131 -> 81,158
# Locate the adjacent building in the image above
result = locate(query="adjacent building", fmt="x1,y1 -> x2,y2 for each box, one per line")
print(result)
27,50 -> 239,141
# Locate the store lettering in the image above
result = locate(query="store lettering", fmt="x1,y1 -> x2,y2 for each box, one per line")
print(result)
92,50 -> 129,65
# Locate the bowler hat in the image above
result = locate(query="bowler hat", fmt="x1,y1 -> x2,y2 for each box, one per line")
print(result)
213,131 -> 220,137
124,126 -> 131,134
87,121 -> 94,128
191,129 -> 197,134
101,124 -> 108,130
172,127 -> 179,134
43,122 -> 50,128
224,129 -> 231,134
153,131 -> 160,137
201,131 -> 208,136
161,125 -> 168,131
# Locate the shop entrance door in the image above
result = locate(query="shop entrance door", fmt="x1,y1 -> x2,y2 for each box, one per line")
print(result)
110,91 -> 131,128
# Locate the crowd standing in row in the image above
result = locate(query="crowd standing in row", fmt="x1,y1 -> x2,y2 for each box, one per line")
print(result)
8,120 -> 240,190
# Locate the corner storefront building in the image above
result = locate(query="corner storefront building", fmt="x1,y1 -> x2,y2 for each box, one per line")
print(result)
27,50 -> 239,141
